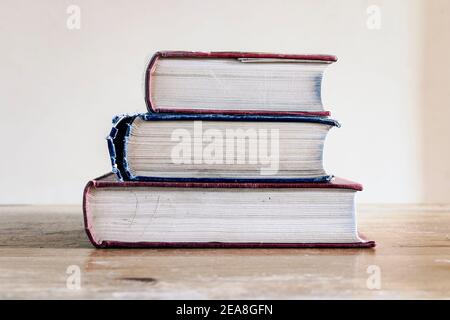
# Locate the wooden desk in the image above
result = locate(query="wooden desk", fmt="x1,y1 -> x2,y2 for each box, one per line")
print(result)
0,205 -> 448,299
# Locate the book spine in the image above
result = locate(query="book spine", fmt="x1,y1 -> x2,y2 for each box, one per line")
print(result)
145,51 -> 158,113
107,114 -> 138,181
82,180 -> 102,248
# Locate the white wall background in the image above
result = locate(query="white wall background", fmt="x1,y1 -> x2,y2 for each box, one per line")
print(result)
0,0 -> 449,204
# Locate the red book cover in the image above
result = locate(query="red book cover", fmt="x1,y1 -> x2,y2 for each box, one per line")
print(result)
145,51 -> 336,117
83,174 -> 375,249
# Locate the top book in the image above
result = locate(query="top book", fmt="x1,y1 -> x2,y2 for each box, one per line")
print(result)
145,51 -> 337,116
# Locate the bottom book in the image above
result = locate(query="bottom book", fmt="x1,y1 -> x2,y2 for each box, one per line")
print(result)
83,173 -> 375,248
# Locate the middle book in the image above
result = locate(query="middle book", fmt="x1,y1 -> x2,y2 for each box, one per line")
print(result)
108,113 -> 339,183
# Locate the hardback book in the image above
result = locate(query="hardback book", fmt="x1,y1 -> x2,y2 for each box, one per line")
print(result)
83,173 -> 375,248
145,51 -> 337,116
107,113 -> 340,182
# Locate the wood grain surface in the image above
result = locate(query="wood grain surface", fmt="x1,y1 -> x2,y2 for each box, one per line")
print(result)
0,204 -> 448,299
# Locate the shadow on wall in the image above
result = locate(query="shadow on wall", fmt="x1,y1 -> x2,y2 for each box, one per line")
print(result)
421,0 -> 450,203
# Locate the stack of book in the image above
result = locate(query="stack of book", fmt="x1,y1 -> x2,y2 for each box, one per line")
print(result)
83,51 -> 375,248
